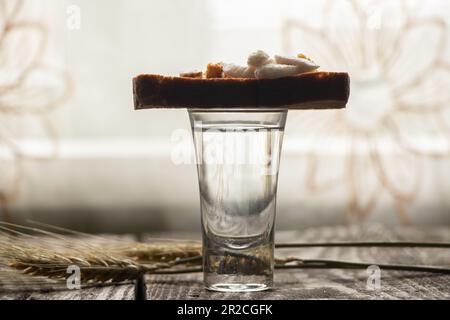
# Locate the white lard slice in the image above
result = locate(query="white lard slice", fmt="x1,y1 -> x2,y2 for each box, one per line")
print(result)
255,64 -> 302,79
274,55 -> 319,73
222,63 -> 256,78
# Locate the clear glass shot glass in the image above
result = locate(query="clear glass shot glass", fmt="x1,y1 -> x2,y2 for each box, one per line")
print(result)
189,109 -> 288,292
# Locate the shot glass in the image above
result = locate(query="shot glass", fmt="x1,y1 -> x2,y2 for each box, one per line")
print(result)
189,109 -> 287,292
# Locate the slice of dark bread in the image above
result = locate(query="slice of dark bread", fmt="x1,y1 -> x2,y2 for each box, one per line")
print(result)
133,71 -> 349,109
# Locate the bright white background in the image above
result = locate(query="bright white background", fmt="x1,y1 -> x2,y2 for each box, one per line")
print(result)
4,0 -> 450,233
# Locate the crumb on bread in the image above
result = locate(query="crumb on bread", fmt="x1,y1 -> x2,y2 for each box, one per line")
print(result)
179,70 -> 203,78
297,53 -> 314,62
206,63 -> 223,78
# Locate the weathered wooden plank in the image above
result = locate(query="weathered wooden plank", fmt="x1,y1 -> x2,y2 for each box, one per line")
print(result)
145,269 -> 450,300
144,225 -> 450,300
0,283 -> 135,300
0,235 -> 137,300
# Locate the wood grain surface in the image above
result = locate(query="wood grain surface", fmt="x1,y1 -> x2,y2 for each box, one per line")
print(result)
144,225 -> 450,300
1,225 -> 449,300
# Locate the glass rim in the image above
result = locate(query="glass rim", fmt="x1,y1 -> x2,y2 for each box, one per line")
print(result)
188,108 -> 288,113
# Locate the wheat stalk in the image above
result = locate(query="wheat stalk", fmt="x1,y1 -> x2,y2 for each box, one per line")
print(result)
2,241 -> 201,283
118,242 -> 202,263
0,223 -> 203,284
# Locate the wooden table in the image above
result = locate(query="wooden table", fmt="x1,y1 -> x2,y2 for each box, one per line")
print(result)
1,225 -> 449,300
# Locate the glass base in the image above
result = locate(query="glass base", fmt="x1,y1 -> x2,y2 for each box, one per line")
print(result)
205,274 -> 272,292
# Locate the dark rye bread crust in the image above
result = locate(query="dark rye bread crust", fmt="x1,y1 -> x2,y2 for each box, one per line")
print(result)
133,71 -> 349,110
